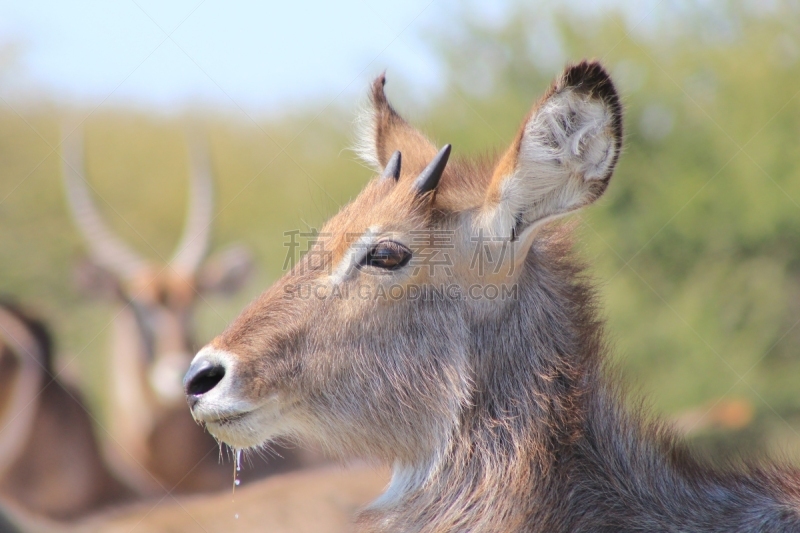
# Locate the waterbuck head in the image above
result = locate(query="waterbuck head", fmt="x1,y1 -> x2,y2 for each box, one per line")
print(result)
185,61 -> 622,470
63,132 -> 253,406
62,131 -> 254,492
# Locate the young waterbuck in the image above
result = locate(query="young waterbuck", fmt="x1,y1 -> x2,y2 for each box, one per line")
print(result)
62,132 -> 306,495
184,61 -> 800,531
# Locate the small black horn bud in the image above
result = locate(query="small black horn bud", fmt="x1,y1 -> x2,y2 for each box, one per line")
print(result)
413,144 -> 451,195
382,150 -> 401,181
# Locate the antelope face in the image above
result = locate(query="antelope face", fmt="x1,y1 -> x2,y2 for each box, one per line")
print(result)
185,61 -> 622,464
63,135 -> 254,407
120,268 -> 199,404
75,255 -> 253,406
185,154 -> 474,462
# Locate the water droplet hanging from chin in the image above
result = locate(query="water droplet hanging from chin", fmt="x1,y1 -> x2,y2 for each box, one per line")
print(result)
232,447 -> 243,493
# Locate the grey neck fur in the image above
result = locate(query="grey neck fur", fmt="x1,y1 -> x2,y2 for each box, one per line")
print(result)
358,233 -> 800,533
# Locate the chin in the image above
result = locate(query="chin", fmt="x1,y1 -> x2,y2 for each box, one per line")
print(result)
202,403 -> 296,451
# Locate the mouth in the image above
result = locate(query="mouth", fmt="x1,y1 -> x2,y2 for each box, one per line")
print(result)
195,411 -> 247,424
199,411 -> 250,427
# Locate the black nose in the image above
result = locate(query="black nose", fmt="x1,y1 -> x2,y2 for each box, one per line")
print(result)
184,359 -> 226,398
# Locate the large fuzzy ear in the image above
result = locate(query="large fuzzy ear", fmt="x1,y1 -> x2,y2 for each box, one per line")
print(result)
355,74 -> 438,175
478,61 -> 622,243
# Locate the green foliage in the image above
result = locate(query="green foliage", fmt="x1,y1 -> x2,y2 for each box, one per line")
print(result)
2,1 -> 800,459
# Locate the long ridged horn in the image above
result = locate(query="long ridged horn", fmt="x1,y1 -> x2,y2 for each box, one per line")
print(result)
61,127 -> 147,280
413,144 -> 451,194
381,151 -> 401,181
170,135 -> 214,275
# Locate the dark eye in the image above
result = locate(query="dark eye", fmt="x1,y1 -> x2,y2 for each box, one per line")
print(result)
360,241 -> 412,270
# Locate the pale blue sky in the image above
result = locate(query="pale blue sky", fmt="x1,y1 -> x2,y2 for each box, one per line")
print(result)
0,0 -> 653,114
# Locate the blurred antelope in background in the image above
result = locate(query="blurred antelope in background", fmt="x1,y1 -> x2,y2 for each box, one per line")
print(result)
0,464 -> 388,533
0,300 -> 130,519
184,62 -> 800,532
61,131 -> 306,495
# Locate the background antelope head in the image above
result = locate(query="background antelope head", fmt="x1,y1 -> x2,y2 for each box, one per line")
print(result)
62,130 -> 254,493
184,62 -> 622,476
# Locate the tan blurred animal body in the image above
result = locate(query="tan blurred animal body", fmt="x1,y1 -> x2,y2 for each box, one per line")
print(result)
0,302 -> 130,520
0,466 -> 388,533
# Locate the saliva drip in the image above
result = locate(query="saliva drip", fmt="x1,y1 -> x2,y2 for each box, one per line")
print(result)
232,448 -> 243,519
232,448 -> 242,493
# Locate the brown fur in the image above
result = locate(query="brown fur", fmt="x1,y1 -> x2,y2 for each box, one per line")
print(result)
0,302 -> 131,520
187,61 -> 800,532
